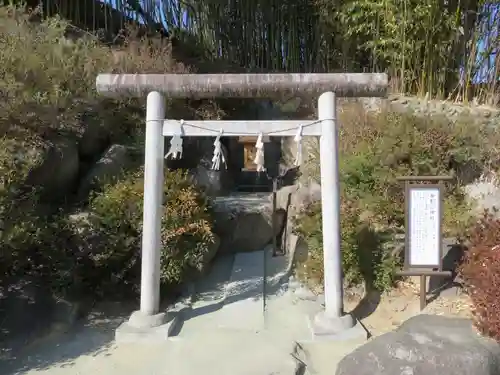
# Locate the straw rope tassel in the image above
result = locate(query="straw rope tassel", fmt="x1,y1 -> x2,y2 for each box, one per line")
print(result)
253,132 -> 265,172
165,120 -> 184,160
211,129 -> 226,170
293,125 -> 303,167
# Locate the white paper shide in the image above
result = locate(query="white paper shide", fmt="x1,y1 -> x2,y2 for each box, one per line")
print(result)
408,187 -> 440,267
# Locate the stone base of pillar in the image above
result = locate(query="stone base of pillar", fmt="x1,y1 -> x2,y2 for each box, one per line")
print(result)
307,311 -> 368,341
115,310 -> 181,343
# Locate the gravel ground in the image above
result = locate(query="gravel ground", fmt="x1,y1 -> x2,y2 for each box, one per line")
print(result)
344,280 -> 473,337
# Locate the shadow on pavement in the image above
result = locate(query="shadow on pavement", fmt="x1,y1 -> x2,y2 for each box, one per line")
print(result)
0,300 -> 136,375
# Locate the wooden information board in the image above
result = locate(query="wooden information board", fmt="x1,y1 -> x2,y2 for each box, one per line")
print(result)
406,184 -> 442,268
396,176 -> 453,311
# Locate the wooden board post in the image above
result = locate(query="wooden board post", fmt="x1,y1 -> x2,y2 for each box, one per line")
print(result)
96,73 -> 388,339
396,175 -> 454,311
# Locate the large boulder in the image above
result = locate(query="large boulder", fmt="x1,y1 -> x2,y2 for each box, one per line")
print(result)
77,144 -> 130,200
336,314 -> 500,375
24,137 -> 80,203
275,182 -> 321,269
213,194 -> 286,253
465,173 -> 500,217
78,111 -> 111,160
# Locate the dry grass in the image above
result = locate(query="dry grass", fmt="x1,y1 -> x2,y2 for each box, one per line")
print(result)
0,5 -> 226,143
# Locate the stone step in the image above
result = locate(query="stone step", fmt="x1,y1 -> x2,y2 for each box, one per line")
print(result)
161,331 -> 300,375
175,246 -> 298,338
193,253 -> 235,308
217,250 -> 266,331
169,254 -> 235,337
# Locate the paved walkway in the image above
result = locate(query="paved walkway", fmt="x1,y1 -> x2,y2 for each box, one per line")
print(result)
0,249 -> 364,375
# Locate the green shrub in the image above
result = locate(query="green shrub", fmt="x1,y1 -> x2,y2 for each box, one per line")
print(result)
0,206 -> 80,296
80,168 -> 216,296
294,198 -> 395,291
0,136 -> 45,279
294,104 -> 498,292
25,168 -> 217,299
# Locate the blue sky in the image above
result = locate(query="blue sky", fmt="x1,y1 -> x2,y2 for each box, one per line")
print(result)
475,2 -> 498,83
101,0 -> 498,84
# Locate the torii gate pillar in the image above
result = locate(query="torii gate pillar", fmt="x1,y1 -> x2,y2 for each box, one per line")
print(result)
96,73 -> 388,342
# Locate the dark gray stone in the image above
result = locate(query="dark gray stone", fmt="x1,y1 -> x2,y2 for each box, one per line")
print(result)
336,314 -> 500,375
25,137 -> 80,202
277,182 -> 321,268
79,112 -> 111,159
77,144 -> 130,199
212,194 -> 286,254
217,210 -> 286,253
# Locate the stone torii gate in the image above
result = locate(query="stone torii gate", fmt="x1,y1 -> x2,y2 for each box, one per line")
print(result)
96,73 -> 388,341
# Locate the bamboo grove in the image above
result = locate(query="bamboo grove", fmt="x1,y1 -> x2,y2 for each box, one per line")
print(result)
15,0 -> 500,102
